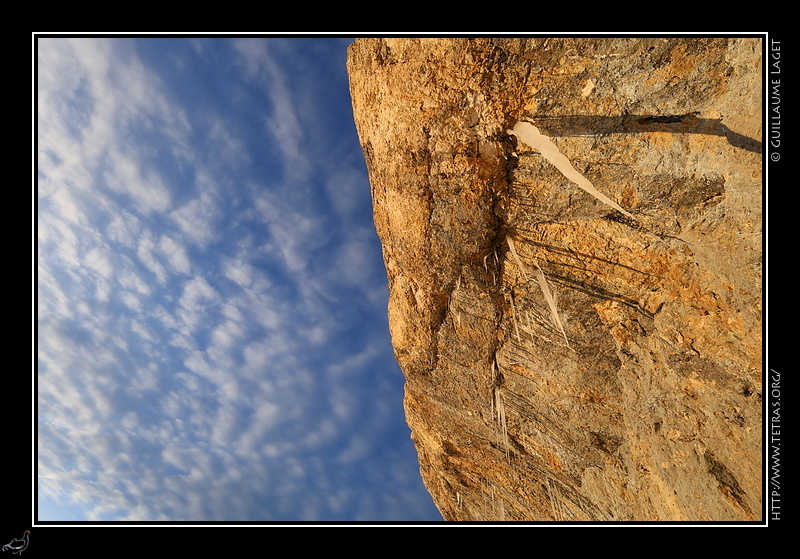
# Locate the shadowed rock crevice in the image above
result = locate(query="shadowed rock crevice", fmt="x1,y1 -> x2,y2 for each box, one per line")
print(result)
524,114 -> 762,153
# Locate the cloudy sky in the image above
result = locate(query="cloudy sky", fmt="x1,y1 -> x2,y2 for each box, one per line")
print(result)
36,36 -> 443,523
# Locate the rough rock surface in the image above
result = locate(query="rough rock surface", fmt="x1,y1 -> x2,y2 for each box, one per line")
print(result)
347,37 -> 762,521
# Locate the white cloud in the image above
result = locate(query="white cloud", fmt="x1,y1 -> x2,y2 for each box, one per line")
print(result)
127,361 -> 160,395
38,37 -> 192,219
161,447 -> 191,474
120,411 -> 140,431
223,256 -> 256,289
323,163 -> 368,221
205,115 -> 252,173
105,210 -> 143,247
232,402 -> 281,459
178,276 -> 217,315
210,318 -> 245,350
158,235 -> 192,276
136,232 -> 168,284
230,39 -> 309,182
332,232 -> 379,285
100,141 -> 174,214
82,245 -> 114,279
336,436 -> 371,465
41,182 -> 89,226
168,180 -> 224,248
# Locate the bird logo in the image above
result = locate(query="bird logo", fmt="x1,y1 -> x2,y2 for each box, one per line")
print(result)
2,531 -> 29,555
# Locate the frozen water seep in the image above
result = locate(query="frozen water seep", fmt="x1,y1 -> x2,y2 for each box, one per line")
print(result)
509,121 -> 634,220
506,236 -> 571,349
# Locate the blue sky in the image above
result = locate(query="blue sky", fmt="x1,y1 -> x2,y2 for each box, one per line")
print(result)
36,36 -> 443,523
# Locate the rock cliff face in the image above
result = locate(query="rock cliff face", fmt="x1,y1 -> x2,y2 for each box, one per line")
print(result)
347,37 -> 762,521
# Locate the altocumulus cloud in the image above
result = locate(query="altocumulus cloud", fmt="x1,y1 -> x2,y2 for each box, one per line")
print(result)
36,36 -> 441,522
